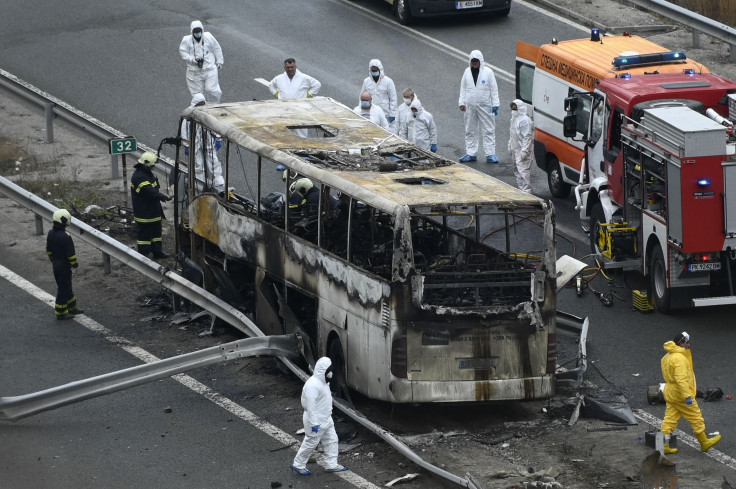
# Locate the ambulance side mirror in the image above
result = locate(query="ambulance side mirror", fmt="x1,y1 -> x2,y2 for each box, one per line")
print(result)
563,115 -> 577,138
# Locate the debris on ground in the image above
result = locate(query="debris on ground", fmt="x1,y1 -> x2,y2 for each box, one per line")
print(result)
385,473 -> 419,487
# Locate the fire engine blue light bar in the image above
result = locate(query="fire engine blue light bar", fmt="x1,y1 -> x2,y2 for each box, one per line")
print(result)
697,178 -> 711,187
612,51 -> 687,68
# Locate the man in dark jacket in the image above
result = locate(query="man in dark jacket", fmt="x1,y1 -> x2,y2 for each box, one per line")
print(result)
46,209 -> 84,320
131,152 -> 171,258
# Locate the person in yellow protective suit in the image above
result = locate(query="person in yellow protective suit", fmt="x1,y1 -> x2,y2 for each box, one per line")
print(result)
660,331 -> 722,454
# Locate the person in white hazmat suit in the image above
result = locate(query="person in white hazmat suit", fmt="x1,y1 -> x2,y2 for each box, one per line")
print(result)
354,92 -> 390,131
400,98 -> 438,152
361,59 -> 399,134
179,20 -> 224,104
458,50 -> 500,163
290,357 -> 348,475
268,58 -> 321,100
180,93 -> 225,194
508,99 -> 534,193
396,88 -> 418,138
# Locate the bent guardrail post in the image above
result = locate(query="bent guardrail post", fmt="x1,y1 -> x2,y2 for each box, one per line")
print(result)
627,0 -> 736,62
0,335 -> 299,423
0,175 -> 263,338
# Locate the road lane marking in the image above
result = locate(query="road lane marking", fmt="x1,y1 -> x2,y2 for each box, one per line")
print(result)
0,263 -> 379,489
635,409 -> 736,469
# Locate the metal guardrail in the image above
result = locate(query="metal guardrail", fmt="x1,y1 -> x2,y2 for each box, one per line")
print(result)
626,0 -> 736,61
0,68 -> 177,179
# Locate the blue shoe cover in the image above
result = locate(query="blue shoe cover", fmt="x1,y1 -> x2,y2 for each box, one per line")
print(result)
324,465 -> 348,473
486,155 -> 499,163
459,155 -> 477,162
290,464 -> 311,475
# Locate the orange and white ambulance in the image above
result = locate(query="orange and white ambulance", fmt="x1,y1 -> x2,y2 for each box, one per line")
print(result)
515,32 -> 708,198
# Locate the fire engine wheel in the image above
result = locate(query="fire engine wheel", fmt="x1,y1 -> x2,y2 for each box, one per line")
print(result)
547,157 -> 571,199
589,203 -> 606,255
394,0 -> 413,25
649,246 -> 672,313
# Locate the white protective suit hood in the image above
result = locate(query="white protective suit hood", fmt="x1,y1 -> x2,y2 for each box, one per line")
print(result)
512,99 -> 527,117
409,98 -> 424,115
190,20 -> 204,34
369,59 -> 385,80
191,93 -> 206,106
313,357 -> 332,384
468,49 -> 485,68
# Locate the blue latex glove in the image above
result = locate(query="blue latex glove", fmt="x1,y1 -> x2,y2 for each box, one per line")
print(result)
685,397 -> 693,405
430,144 -> 438,152
184,148 -> 189,156
388,116 -> 395,123
311,425 -> 320,433
215,139 -> 222,150
492,106 -> 499,116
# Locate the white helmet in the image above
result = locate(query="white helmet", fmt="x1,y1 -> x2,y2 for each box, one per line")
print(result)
293,178 -> 313,196
138,151 -> 158,166
52,209 -> 72,226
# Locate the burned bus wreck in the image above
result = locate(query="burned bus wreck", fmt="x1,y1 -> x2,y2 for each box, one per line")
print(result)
175,97 -> 560,403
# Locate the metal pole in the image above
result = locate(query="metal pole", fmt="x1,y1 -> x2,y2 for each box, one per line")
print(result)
102,227 -> 111,274
111,154 -> 119,180
692,29 -> 700,49
34,214 -> 43,235
44,102 -> 54,143
122,154 -> 129,207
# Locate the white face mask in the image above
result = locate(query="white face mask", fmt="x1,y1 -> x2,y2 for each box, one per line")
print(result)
326,371 -> 333,379
403,97 -> 412,106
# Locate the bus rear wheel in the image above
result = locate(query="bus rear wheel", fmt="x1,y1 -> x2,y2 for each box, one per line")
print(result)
328,339 -> 352,403
649,246 -> 672,313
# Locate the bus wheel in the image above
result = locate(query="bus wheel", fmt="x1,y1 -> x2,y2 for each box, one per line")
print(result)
589,203 -> 606,255
328,339 -> 353,404
649,246 -> 672,313
394,0 -> 413,25
547,157 -> 571,198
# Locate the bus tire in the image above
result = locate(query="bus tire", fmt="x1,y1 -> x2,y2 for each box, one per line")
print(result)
394,0 -> 413,25
328,339 -> 352,403
649,246 -> 672,313
547,156 -> 571,198
589,202 -> 605,255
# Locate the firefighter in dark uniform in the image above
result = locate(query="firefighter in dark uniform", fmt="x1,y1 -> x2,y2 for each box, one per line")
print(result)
131,151 -> 171,258
46,209 -> 84,320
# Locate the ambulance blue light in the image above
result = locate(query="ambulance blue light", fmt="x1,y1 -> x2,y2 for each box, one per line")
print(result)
591,28 -> 600,42
697,178 -> 711,187
619,73 -> 631,80
683,68 -> 695,75
612,51 -> 688,68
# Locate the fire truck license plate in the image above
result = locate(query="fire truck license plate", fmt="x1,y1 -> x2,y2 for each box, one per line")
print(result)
456,0 -> 483,9
689,263 -> 721,272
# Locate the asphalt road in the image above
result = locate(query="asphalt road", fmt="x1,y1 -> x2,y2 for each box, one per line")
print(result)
3,0 -> 736,483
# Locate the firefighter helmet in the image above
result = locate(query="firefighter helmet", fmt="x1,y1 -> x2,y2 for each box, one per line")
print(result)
293,178 -> 313,196
138,151 -> 158,166
52,209 -> 72,226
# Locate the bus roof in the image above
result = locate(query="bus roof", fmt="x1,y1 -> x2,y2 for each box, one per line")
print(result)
597,72 -> 736,111
181,97 -> 542,210
518,35 -> 709,91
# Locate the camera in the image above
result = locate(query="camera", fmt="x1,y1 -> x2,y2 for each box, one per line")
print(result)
196,57 -> 204,68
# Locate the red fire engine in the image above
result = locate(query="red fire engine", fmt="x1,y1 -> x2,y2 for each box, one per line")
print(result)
565,72 -> 736,312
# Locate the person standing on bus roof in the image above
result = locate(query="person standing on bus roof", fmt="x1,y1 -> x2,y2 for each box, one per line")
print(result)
131,152 -> 171,260
269,58 -> 321,100
361,59 -> 398,134
400,98 -> 438,152
458,49 -> 500,164
46,209 -> 84,320
291,357 -> 348,476
180,93 -> 225,194
179,20 -> 224,104
396,88 -> 418,138
354,92 -> 389,131
660,332 -> 722,454
508,99 -> 534,193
